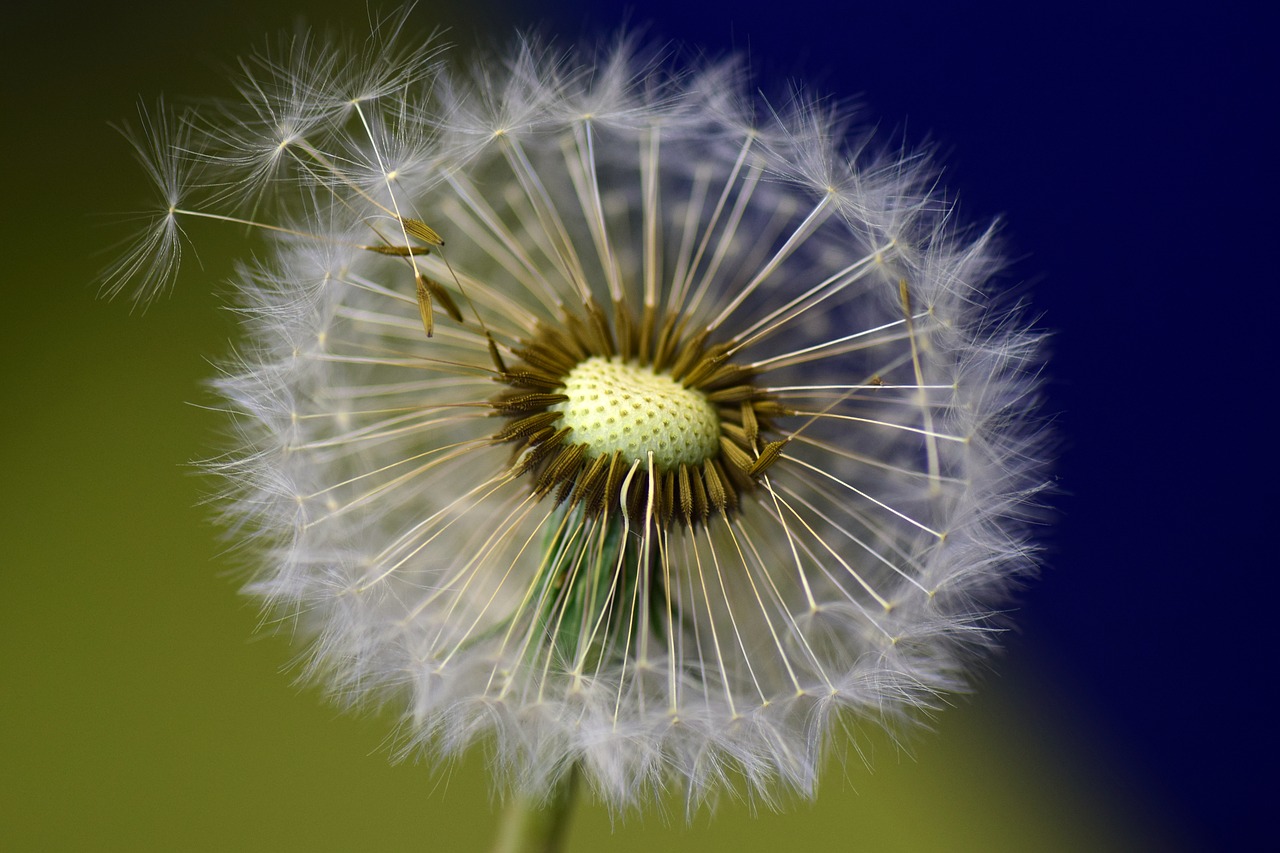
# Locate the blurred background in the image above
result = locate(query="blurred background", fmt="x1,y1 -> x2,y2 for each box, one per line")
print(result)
2,1 -> 1267,850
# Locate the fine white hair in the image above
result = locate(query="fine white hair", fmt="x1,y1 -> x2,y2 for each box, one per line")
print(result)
113,18 -> 1049,816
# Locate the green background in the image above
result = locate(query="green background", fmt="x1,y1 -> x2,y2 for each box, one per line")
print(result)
2,2 -> 1181,850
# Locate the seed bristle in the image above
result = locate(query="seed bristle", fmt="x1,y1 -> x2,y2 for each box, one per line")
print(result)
362,244 -> 432,257
624,465 -> 646,523
400,217 -> 444,246
499,369 -> 563,391
536,443 -> 586,496
719,434 -> 755,475
414,276 -> 434,338
712,458 -> 743,508
751,400 -> 795,418
689,464 -> 709,522
638,303 -> 657,363
748,439 -> 788,477
572,453 -> 611,513
700,363 -> 756,391
659,469 -> 676,527
603,452 -> 627,514
677,464 -> 694,524
652,312 -> 685,373
668,327 -> 711,380
512,342 -> 578,376
679,341 -> 735,386
514,426 -> 570,475
419,274 -> 464,323
719,421 -> 750,447
613,300 -> 635,361
586,299 -> 616,357
495,410 -> 563,441
565,313 -> 596,358
539,322 -> 589,363
490,392 -> 570,415
487,335 -> 508,374
706,385 -> 759,404
555,475 -> 578,506
740,401 -> 759,446
703,459 -> 728,512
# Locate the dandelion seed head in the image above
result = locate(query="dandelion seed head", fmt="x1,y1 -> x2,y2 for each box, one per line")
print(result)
111,18 -> 1050,815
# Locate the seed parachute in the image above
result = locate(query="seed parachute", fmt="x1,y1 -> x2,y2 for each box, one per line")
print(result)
108,18 -> 1049,814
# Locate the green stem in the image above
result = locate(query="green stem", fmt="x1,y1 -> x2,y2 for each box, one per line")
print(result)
490,766 -> 580,853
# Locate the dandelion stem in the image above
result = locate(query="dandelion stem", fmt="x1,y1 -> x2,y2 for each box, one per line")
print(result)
491,766 -> 579,853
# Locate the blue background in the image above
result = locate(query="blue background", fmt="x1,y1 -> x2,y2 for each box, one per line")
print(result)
527,4 -> 1268,847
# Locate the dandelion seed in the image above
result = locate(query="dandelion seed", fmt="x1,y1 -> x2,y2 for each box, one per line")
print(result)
111,19 -> 1049,822
101,100 -> 199,305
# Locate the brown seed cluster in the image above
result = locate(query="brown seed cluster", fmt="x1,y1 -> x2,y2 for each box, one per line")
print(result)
490,298 -> 791,529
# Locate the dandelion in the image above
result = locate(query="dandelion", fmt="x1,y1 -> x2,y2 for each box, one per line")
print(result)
110,15 -> 1047,842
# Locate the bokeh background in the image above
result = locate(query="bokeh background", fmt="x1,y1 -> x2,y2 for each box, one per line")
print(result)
3,1 -> 1267,850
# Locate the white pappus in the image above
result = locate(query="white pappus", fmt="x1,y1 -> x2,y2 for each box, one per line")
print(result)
108,16 -> 1050,817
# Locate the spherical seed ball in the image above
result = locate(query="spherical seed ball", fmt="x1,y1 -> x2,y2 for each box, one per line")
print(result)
110,22 -> 1053,817
554,356 -> 720,469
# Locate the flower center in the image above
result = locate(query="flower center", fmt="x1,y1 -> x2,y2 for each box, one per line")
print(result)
488,299 -> 792,528
553,356 -> 720,469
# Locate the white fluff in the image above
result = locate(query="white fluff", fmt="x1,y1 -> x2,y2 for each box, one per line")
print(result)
112,19 -> 1049,815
